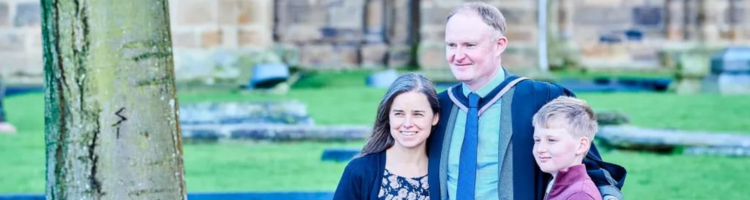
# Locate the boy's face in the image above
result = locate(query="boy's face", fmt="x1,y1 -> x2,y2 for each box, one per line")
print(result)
532,118 -> 588,176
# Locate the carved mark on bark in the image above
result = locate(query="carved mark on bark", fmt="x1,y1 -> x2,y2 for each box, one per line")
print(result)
136,75 -> 172,87
87,116 -> 104,197
121,40 -> 171,63
127,188 -> 177,198
112,107 -> 127,139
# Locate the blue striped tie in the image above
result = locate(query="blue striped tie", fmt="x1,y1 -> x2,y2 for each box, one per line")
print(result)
457,92 -> 480,200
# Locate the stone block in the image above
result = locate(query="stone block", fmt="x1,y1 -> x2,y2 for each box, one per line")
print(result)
299,44 -> 359,69
388,44 -> 414,68
0,53 -> 26,76
180,101 -> 312,125
275,0 -> 327,26
579,43 -> 632,67
0,31 -> 24,52
201,29 -> 223,48
570,27 -> 608,43
632,5 -> 664,27
702,74 -> 750,94
172,49 -> 215,81
579,0 -> 624,7
14,2 -> 39,27
502,46 -> 538,69
218,0 -> 238,25
172,30 -> 198,48
366,0 -> 385,30
505,26 -> 537,44
388,0 -> 418,44
360,43 -> 388,68
420,3 -> 452,26
239,0 -> 273,25
320,27 -> 363,43
420,25 -> 445,42
627,43 -> 660,63
598,125 -> 750,155
173,0 -> 217,26
498,7 -> 535,25
25,51 -> 43,74
272,43 -> 301,66
326,0 -> 365,29
238,29 -> 272,47
0,3 -> 8,27
277,25 -> 323,43
418,42 -> 447,70
26,28 -> 42,49
574,6 -> 631,26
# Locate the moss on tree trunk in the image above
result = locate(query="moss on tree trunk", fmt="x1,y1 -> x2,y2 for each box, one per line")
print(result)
42,0 -> 186,199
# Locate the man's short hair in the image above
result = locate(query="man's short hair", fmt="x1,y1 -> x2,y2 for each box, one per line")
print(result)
532,96 -> 598,139
446,2 -> 507,36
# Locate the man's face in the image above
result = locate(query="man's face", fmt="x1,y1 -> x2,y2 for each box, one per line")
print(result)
445,11 -> 506,87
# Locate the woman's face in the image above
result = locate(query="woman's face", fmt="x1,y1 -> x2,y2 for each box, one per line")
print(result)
389,91 -> 439,150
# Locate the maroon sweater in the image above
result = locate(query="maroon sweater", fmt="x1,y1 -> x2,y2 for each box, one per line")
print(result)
546,164 -> 603,200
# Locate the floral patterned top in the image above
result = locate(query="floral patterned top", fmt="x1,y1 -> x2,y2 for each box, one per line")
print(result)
378,169 -> 430,200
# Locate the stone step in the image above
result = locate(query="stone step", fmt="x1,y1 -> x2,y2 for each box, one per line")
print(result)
597,125 -> 750,156
179,101 -> 313,126
182,124 -> 371,142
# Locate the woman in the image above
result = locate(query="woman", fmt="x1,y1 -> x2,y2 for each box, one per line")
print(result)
333,73 -> 440,200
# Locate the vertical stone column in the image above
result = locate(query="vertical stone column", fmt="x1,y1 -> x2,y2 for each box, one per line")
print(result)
0,0 -> 43,84
417,0 -> 457,70
666,0 -> 685,40
387,0 -> 418,68
365,0 -> 386,43
684,0 -> 701,40
699,0 -> 726,41
727,0 -> 745,40
362,0 -> 388,68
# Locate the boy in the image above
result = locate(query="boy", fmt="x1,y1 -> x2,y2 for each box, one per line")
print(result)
532,96 -> 601,200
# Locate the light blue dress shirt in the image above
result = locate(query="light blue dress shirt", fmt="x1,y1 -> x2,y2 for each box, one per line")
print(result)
447,69 -> 505,200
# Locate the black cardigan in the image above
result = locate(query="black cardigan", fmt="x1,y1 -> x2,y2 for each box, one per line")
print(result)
332,151 -> 386,200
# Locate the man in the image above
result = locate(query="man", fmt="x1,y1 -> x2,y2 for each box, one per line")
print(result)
0,75 -> 17,134
427,2 -> 626,200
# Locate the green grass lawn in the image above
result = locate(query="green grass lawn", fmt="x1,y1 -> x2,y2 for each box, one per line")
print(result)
2,82 -> 750,199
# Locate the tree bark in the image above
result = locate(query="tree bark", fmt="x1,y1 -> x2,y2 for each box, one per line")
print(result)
42,0 -> 186,199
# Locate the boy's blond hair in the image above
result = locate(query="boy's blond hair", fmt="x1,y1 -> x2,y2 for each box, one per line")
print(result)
532,96 -> 598,139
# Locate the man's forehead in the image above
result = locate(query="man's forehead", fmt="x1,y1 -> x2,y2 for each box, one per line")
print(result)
445,12 -> 492,40
447,11 -> 486,26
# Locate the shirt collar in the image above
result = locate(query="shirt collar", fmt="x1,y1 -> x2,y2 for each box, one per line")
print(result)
462,67 -> 505,98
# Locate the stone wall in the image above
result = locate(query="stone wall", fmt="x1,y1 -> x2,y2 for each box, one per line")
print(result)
3,0 -> 750,85
168,0 -> 275,85
418,0 -> 540,70
274,0 -> 418,69
562,0 -> 750,70
0,0 -> 42,84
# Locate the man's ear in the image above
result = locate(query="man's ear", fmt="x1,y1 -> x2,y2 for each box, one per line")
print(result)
576,136 -> 591,156
495,36 -> 508,57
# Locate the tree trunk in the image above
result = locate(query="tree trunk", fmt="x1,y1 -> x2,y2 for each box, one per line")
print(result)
42,0 -> 186,199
